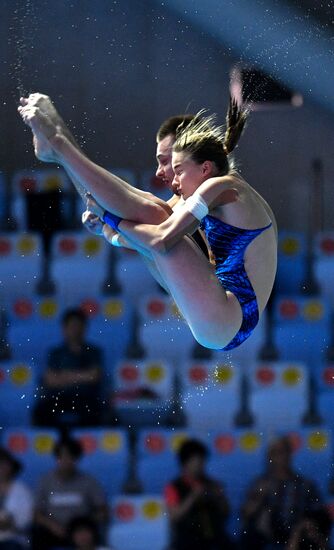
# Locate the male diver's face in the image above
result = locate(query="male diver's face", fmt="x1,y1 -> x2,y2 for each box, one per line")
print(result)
172,151 -> 209,200
155,134 -> 176,191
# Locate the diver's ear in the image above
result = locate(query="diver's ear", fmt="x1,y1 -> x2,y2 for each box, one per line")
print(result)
202,160 -> 214,177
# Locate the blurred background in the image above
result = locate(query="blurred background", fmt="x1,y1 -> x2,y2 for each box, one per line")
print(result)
0,1 -> 334,549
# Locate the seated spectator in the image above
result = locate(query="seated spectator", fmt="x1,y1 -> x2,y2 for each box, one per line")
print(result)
34,308 -> 104,427
68,516 -> 112,550
0,448 -> 33,549
164,439 -> 233,550
32,437 -> 109,550
241,436 -> 322,550
287,507 -> 332,549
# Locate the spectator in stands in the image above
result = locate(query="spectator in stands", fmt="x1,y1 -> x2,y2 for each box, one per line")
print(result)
164,438 -> 233,550
287,507 -> 332,549
68,516 -> 112,550
240,436 -> 322,549
32,437 -> 109,550
0,448 -> 33,549
34,308 -> 104,427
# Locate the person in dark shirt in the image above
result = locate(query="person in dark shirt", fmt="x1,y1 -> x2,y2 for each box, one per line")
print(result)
164,439 -> 233,550
32,437 -> 109,550
240,436 -> 322,550
287,507 -> 332,550
34,308 -> 104,427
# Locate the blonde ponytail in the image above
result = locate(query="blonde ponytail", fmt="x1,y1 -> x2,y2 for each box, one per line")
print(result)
223,96 -> 249,155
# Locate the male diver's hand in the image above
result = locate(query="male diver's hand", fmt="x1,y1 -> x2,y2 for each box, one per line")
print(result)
84,196 -> 136,251
82,207 -> 128,250
82,209 -> 104,236
86,193 -> 105,220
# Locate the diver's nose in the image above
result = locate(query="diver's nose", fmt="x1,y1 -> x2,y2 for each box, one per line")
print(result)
156,164 -> 164,178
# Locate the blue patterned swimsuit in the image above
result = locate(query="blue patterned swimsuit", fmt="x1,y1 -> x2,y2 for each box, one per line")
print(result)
200,214 -> 273,351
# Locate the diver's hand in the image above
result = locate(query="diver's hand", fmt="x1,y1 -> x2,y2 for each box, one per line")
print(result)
86,194 -> 105,220
82,210 -> 104,236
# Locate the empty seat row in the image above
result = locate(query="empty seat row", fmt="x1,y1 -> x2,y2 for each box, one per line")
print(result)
1,357 -> 334,433
2,295 -> 132,371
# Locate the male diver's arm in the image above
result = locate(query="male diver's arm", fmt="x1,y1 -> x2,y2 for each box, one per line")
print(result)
82,208 -> 170,291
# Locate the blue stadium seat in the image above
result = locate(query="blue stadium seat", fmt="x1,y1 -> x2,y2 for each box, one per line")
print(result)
137,429 -> 190,493
6,296 -> 62,372
0,171 -> 7,224
109,495 -> 168,550
207,429 -> 267,531
11,170 -> 39,230
273,296 -> 331,368
0,233 -> 43,301
316,363 -> 334,428
12,168 -> 72,230
115,248 -> 158,302
1,428 -> 58,487
314,232 -> 334,306
179,360 -> 241,430
138,294 -> 194,362
73,428 -> 129,498
50,232 -> 110,304
114,358 -> 174,425
0,360 -> 36,426
285,428 -> 332,497
84,295 -> 132,372
248,361 -> 309,430
276,231 -> 307,295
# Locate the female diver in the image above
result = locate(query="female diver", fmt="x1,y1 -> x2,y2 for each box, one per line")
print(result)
18,96 -> 277,351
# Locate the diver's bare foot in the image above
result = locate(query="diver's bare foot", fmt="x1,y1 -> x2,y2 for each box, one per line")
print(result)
20,93 -> 62,127
32,133 -> 58,163
18,104 -> 59,162
20,93 -> 79,148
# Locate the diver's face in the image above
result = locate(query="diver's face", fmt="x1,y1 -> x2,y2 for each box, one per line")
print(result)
156,134 -> 175,190
172,151 -> 211,199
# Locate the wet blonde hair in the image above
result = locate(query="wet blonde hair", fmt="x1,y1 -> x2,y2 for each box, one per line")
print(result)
173,96 -> 249,175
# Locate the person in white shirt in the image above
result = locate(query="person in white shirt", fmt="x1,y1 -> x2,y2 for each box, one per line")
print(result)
0,448 -> 33,549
